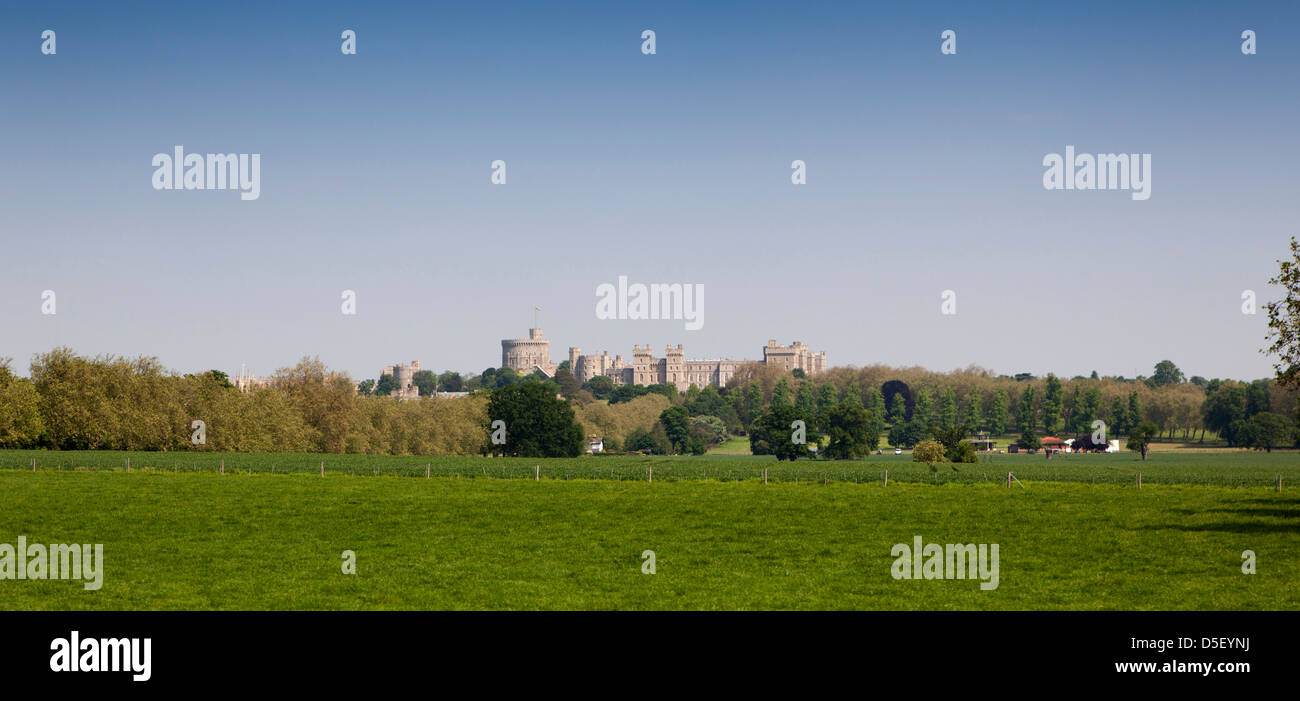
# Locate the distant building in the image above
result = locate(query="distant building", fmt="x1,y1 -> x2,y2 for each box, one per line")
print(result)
233,364 -> 268,392
502,327 -> 826,393
381,360 -> 421,400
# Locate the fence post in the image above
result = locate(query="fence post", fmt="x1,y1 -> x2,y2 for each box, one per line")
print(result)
1137,472 -> 1142,489
426,463 -> 430,479
32,457 -> 36,472
220,460 -> 225,476
883,470 -> 888,487
320,461 -> 324,478
535,465 -> 540,481
648,465 -> 653,483
763,468 -> 768,485
126,457 -> 130,472
1277,475 -> 1282,492
1006,472 -> 1011,489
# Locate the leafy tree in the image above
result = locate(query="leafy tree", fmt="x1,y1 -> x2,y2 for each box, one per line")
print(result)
938,388 -> 958,428
374,373 -> 398,396
987,389 -> 1008,436
1109,395 -> 1129,436
552,368 -> 581,399
912,440 -> 945,466
1149,360 -> 1185,388
771,378 -> 791,408
1017,432 -> 1041,451
204,370 -> 233,389
410,369 -> 437,396
1245,412 -> 1295,452
1262,236 -> 1300,387
1127,422 -> 1158,460
749,405 -> 818,461
816,382 -> 839,410
744,382 -> 763,426
1075,387 -> 1102,435
1202,384 -> 1248,445
930,422 -> 977,465
658,406 -> 692,454
356,379 -> 375,396
689,415 -> 729,448
646,384 -> 678,402
791,368 -> 806,379
582,376 -> 614,399
795,382 -> 817,414
963,388 -> 983,433
1128,391 -> 1142,433
437,371 -> 464,392
1017,385 -> 1037,436
1041,374 -> 1063,435
1246,379 -> 1272,416
486,382 -> 584,458
0,360 -> 43,448
818,404 -> 878,459
866,389 -> 887,441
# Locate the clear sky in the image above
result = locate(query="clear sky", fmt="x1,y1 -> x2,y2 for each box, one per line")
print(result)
1,0 -> 1297,382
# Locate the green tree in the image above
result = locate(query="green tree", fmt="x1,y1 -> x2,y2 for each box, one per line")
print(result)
1128,391 -> 1142,433
373,373 -> 397,396
1149,360 -> 1185,388
582,376 -> 614,399
689,415 -> 729,448
912,440 -> 945,466
987,389 -> 1008,436
1109,395 -> 1129,436
819,404 -> 878,459
795,382 -> 817,414
437,371 -> 464,392
486,382 -> 584,458
1263,236 -> 1300,387
771,378 -> 791,408
1017,385 -> 1037,436
749,405 -> 818,461
1075,387 -> 1102,435
0,360 -> 43,448
816,382 -> 839,410
963,388 -> 983,433
938,388 -> 958,428
552,368 -> 581,399
412,369 -> 438,396
1041,374 -> 1063,435
356,379 -> 375,396
744,382 -> 763,427
1202,384 -> 1248,445
1245,412 -> 1295,452
658,406 -> 692,454
1127,421 -> 1158,460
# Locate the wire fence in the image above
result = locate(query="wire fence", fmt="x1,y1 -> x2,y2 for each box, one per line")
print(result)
2,452 -> 1295,488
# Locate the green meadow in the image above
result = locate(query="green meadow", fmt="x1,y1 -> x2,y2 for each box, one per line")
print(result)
2,448 -> 1298,487
1,468 -> 1296,610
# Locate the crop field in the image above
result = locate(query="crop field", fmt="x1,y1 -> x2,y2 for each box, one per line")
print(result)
2,448 -> 1298,487
0,467 -> 1297,611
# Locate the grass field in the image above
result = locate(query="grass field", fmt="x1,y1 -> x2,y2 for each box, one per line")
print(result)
1,469 -> 1296,610
3,448 -> 1298,487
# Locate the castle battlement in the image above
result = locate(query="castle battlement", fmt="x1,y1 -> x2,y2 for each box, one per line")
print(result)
503,328 -> 825,393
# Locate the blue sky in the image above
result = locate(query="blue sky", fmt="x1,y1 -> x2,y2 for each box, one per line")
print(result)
1,0 -> 1297,381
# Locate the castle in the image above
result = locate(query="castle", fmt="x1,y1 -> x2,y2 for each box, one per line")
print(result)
501,328 -> 825,393
380,360 -> 422,400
